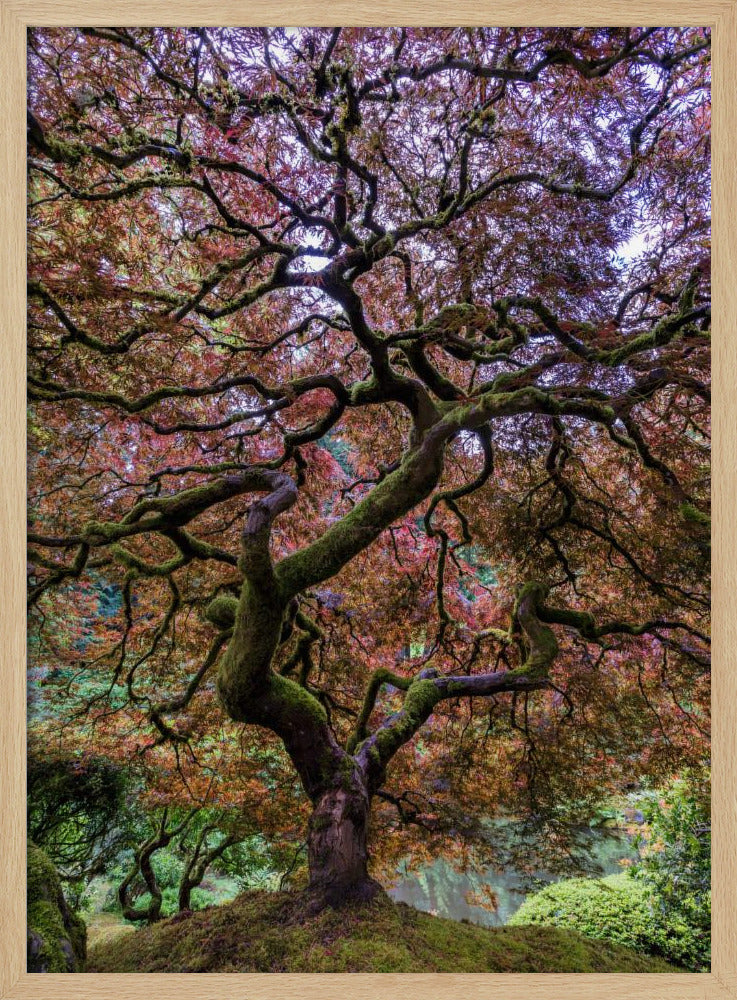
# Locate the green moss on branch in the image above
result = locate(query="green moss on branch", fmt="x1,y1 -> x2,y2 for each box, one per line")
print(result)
346,669 -> 412,754
205,594 -> 239,629
507,581 -> 559,678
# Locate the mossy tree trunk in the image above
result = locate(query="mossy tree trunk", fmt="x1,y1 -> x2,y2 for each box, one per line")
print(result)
118,809 -> 196,924
210,439 -> 448,905
207,440 -> 568,907
306,767 -> 382,906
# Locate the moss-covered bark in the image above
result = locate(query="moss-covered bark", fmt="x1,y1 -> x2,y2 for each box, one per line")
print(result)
276,428 -> 447,597
27,843 -> 86,973
211,429 -> 455,903
306,770 -> 383,908
507,581 -> 559,677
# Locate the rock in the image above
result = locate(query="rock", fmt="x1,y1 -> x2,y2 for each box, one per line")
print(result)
27,843 -> 86,973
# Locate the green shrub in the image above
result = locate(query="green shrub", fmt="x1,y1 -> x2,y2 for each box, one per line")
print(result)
628,774 -> 710,971
149,849 -> 184,890
508,873 -> 660,953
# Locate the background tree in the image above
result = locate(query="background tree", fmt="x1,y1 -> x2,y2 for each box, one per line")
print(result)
27,27 -> 710,908
116,807 -> 197,924
27,750 -> 130,885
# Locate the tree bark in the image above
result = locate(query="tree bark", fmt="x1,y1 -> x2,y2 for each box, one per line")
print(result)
118,809 -> 196,924
211,454 -> 566,909
305,766 -> 382,908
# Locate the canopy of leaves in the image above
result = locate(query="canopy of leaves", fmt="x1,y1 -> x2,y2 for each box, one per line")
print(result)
27,27 -> 710,877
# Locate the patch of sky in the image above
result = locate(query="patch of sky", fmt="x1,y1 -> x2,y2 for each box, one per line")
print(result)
288,227 -> 332,274
454,429 -> 483,456
616,228 -> 651,262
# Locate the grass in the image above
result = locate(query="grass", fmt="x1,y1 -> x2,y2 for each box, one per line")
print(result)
87,890 -> 680,973
84,911 -> 137,951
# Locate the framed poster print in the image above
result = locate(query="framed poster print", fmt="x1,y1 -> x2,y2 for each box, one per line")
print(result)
2,2 -> 734,998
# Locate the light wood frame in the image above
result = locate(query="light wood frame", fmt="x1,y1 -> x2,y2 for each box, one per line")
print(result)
2,4 -> 732,997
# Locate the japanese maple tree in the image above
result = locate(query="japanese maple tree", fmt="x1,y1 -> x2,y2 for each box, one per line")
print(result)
27,27 -> 710,908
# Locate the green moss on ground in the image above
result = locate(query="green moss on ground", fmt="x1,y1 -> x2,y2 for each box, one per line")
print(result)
87,890 -> 679,973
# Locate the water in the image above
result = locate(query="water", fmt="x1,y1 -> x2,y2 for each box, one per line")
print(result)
389,828 -> 634,926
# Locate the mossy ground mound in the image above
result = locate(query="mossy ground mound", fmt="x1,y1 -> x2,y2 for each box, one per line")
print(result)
88,890 -> 678,973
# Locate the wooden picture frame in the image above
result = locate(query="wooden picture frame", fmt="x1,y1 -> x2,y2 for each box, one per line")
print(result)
2,3 -> 732,997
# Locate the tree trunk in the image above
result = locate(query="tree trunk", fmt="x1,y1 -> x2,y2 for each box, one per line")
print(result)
306,777 -> 382,908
